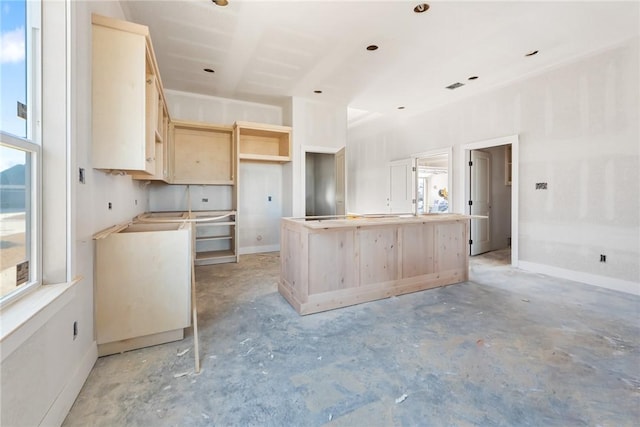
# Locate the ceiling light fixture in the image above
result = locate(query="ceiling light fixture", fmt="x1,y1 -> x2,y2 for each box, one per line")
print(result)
314,90 -> 323,94
203,68 -> 215,73
445,82 -> 464,90
468,76 -> 478,80
525,50 -> 539,57
212,0 -> 229,6
397,106 -> 406,110
414,3 -> 430,13
366,45 -> 379,51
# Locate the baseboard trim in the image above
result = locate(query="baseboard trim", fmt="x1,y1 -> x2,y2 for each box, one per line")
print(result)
518,261 -> 640,296
40,341 -> 98,427
239,244 -> 280,255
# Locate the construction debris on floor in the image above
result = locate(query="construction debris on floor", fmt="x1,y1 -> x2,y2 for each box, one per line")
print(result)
63,251 -> 640,426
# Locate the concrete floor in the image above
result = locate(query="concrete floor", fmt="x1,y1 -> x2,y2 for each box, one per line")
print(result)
64,250 -> 640,426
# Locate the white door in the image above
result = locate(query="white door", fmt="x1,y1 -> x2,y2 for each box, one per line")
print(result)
335,147 -> 345,215
470,150 -> 491,255
388,158 -> 415,214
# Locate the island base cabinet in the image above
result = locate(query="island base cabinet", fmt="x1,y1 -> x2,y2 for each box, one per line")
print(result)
95,222 -> 192,356
280,215 -> 469,315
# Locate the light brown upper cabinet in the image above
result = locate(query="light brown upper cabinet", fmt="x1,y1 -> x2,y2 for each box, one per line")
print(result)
92,14 -> 169,176
235,121 -> 292,163
169,120 -> 236,185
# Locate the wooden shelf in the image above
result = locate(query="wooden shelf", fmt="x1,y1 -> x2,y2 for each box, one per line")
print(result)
238,153 -> 291,163
191,210 -> 237,264
196,221 -> 235,227
195,250 -> 237,266
196,235 -> 233,242
235,121 -> 291,163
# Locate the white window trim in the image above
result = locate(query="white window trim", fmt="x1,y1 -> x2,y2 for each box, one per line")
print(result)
0,0 -> 42,308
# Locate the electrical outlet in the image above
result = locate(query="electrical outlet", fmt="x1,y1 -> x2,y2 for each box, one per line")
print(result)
600,254 -> 606,263
535,182 -> 548,190
108,202 -> 112,210
268,196 -> 272,201
202,198 -> 208,203
79,168 -> 85,184
73,321 -> 78,340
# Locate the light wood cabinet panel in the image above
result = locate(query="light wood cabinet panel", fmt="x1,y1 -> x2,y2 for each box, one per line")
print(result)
170,121 -> 235,185
92,14 -> 169,176
280,214 -> 470,315
235,121 -> 292,163
94,222 -> 192,356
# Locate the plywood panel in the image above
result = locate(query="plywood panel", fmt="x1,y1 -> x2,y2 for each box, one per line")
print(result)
95,227 -> 191,345
171,124 -> 234,184
92,25 -> 147,172
308,229 -> 356,295
435,222 -> 466,272
279,215 -> 470,315
358,227 -> 398,285
280,224 -> 302,300
401,223 -> 435,277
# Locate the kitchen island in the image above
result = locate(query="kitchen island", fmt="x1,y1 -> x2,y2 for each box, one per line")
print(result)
280,214 -> 471,315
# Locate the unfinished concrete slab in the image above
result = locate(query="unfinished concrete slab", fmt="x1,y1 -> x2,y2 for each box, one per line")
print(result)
63,252 -> 639,426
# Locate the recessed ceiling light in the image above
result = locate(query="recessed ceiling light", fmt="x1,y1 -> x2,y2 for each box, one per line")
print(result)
525,50 -> 539,57
203,68 -> 215,73
445,82 -> 464,90
211,0 -> 228,6
314,90 -> 323,94
414,3 -> 430,13
468,76 -> 478,81
366,45 -> 379,51
397,106 -> 406,110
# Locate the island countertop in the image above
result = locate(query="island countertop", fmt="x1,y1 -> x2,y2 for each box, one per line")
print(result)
283,213 -> 472,229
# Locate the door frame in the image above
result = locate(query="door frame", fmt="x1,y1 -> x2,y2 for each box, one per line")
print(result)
458,135 -> 519,266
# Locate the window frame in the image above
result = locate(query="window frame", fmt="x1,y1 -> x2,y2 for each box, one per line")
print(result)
0,0 -> 42,308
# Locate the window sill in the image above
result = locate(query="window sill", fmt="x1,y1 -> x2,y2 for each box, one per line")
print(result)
0,277 -> 82,362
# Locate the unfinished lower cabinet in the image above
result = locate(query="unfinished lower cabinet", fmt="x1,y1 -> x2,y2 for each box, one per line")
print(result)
280,214 -> 470,315
94,222 -> 192,356
192,210 -> 238,265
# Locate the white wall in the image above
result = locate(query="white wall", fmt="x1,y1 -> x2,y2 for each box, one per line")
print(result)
285,96 -> 348,217
349,38 -> 639,288
1,1 -> 152,425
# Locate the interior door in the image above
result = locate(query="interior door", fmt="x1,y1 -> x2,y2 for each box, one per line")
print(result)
388,158 -> 416,214
335,147 -> 345,215
470,150 -> 491,255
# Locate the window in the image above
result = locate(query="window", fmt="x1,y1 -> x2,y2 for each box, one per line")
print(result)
1,0 -> 41,305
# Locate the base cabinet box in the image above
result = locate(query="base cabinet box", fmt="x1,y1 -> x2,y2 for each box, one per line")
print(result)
95,222 -> 192,356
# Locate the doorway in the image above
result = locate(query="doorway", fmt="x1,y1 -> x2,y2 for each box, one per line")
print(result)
417,152 -> 450,214
304,147 -> 346,216
388,148 -> 452,215
460,135 -> 519,266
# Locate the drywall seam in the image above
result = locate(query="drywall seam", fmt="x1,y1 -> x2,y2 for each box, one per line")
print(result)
518,261 -> 640,296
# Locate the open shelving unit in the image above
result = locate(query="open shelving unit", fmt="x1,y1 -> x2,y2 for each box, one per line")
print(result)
192,210 -> 238,265
235,121 -> 292,163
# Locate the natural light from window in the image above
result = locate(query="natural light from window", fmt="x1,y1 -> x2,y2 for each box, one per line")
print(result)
1,0 -> 34,301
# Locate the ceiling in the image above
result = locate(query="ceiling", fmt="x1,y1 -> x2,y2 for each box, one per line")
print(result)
121,1 -> 639,123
